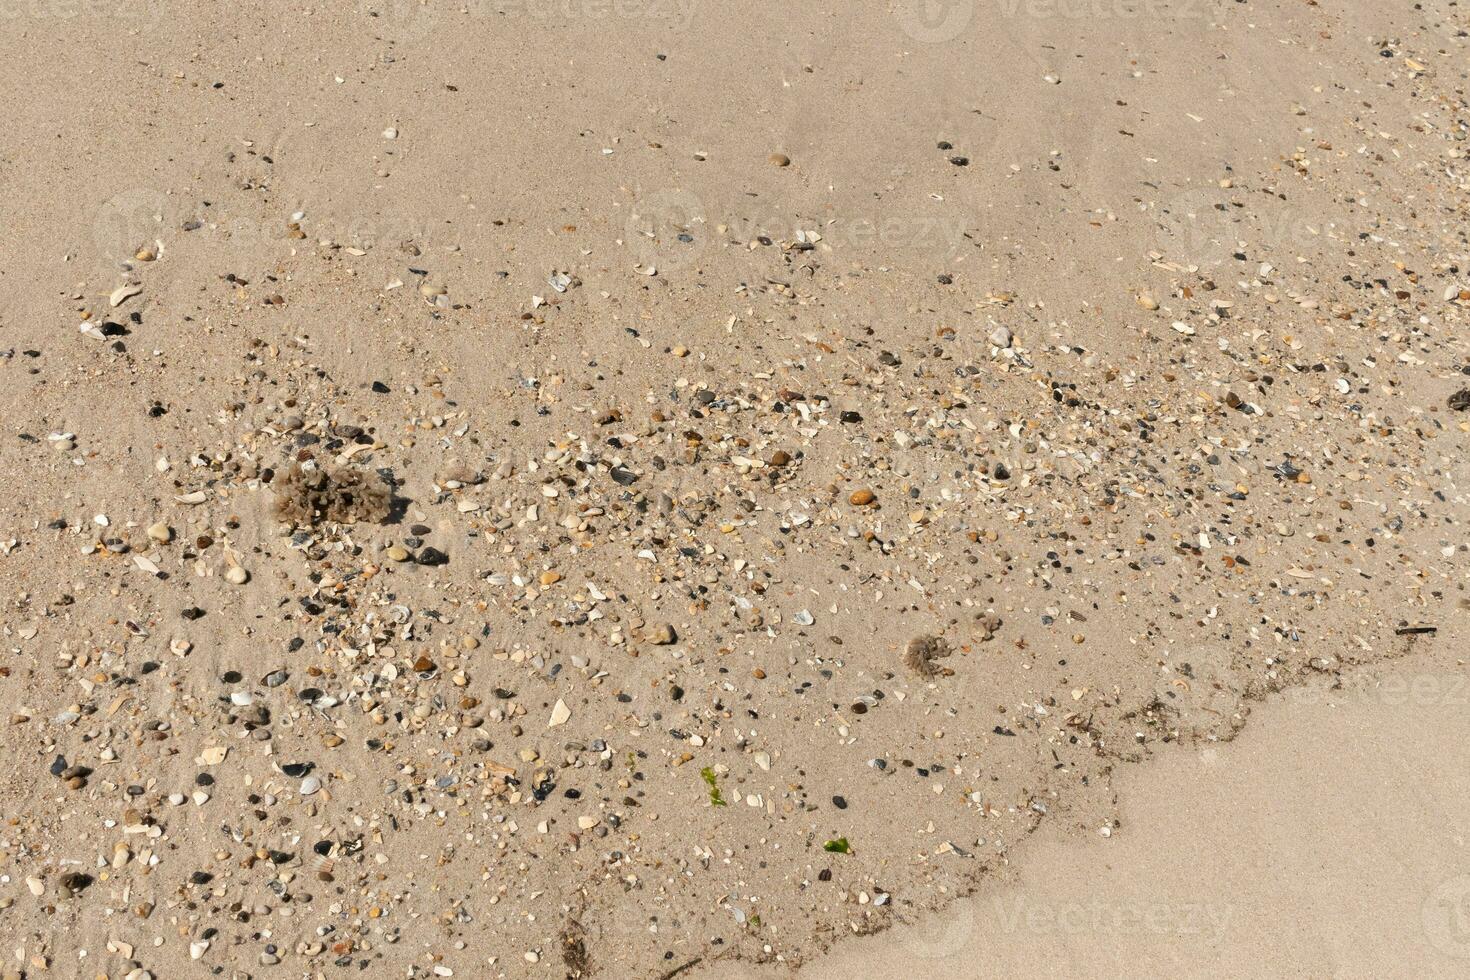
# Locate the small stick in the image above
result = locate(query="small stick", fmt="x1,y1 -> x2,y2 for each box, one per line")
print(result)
657,957 -> 703,980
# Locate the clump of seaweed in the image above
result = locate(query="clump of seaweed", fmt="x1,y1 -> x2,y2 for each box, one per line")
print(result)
903,635 -> 951,677
700,766 -> 727,807
273,462 -> 391,526
903,614 -> 1002,677
560,918 -> 590,978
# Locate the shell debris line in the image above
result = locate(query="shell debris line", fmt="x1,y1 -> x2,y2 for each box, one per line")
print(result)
0,2 -> 1468,979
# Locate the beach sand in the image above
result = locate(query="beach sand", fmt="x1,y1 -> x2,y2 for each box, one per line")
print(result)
0,0 -> 1466,976
701,645 -> 1470,979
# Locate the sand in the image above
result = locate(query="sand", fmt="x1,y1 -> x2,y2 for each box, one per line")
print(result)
701,644 -> 1470,979
0,0 -> 1467,977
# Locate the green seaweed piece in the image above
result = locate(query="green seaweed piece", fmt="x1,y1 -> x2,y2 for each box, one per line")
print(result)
700,766 -> 727,807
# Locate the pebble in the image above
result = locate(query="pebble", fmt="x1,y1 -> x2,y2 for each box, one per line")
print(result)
416,546 -> 449,565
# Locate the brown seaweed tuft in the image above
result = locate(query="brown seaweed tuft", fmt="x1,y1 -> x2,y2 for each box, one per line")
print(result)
273,462 -> 391,527
902,635 -> 951,677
